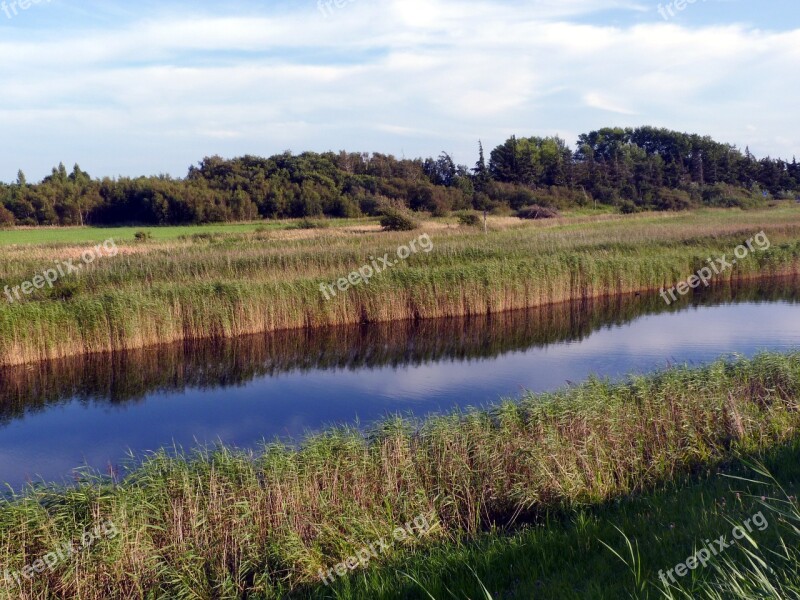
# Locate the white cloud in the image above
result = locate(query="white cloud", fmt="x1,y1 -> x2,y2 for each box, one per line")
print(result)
583,92 -> 638,115
0,0 -> 797,180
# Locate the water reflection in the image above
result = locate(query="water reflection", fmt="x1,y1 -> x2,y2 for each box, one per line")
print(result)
0,277 -> 798,488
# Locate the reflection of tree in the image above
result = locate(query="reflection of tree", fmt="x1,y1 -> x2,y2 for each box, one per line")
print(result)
0,278 -> 797,423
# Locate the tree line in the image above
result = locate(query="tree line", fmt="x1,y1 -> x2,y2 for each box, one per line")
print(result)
1,126 -> 798,227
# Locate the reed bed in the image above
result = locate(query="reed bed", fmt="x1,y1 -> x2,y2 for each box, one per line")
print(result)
2,208 -> 800,367
2,352 -> 800,599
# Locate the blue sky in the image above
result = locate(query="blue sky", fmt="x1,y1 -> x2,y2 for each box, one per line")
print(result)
0,0 -> 798,181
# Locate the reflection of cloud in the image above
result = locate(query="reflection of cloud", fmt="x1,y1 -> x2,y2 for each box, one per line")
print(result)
314,302 -> 800,400
2,301 -> 800,489
575,302 -> 800,355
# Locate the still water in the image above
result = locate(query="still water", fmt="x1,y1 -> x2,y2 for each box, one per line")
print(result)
1,279 -> 799,489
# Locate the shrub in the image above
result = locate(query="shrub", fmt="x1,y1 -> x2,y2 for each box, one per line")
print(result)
134,230 -> 153,242
190,232 -> 219,241
379,206 -> 420,231
701,183 -> 759,209
516,205 -> 559,220
655,187 -> 693,211
47,280 -> 82,301
0,204 -> 14,228
292,217 -> 329,230
455,211 -> 481,227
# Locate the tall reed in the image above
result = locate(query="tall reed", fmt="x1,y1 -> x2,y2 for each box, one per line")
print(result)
2,209 -> 800,367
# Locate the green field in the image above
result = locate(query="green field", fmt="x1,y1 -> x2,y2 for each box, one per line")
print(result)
0,223 -> 268,246
0,219 -> 376,246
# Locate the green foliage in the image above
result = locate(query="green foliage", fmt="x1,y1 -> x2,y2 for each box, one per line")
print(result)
0,203 -> 14,228
455,211 -> 481,227
2,207 -> 800,366
379,205 -> 420,231
1,128 -> 797,228
701,183 -> 761,208
654,188 -> 692,211
291,217 -> 329,230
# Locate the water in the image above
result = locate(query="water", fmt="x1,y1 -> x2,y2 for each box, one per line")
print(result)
1,280 -> 799,489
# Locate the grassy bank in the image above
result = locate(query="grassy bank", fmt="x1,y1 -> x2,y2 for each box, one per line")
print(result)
289,443 -> 800,599
2,207 -> 800,367
2,352 -> 800,599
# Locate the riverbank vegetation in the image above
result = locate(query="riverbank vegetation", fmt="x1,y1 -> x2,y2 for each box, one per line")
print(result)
2,207 -> 800,367
1,127 -> 799,228
2,352 -> 800,599
290,444 -> 800,599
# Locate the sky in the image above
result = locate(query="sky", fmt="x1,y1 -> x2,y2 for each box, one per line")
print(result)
0,0 -> 798,182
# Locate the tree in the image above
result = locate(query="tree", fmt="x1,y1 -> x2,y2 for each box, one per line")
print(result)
0,128 -> 797,227
473,141 -> 490,193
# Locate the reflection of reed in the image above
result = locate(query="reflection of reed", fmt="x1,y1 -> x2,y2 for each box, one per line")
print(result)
0,278 -> 797,422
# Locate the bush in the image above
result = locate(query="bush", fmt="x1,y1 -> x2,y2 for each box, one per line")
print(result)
379,206 -> 420,231
326,196 -> 361,218
185,232 -> 223,242
0,205 -> 14,228
455,211 -> 481,227
292,217 -> 329,230
134,230 -> 153,242
516,205 -> 559,220
655,187 -> 693,211
701,183 -> 759,209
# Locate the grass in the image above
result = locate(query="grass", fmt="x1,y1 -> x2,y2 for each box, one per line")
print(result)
2,352 -> 800,599
0,223 -> 274,245
0,219 -> 377,246
2,206 -> 800,367
286,445 -> 800,599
